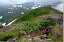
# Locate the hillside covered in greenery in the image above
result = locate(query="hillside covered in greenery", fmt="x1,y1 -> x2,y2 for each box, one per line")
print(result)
0,6 -> 63,42
14,6 -> 62,23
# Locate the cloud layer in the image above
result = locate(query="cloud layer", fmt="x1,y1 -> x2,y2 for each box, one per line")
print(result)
0,0 -> 63,4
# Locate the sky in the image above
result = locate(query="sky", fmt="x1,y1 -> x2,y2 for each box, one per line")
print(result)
55,3 -> 63,12
0,0 -> 63,4
52,3 -> 63,12
0,0 -> 63,12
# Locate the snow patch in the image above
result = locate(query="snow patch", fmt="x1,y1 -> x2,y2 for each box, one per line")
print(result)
31,6 -> 38,9
7,19 -> 17,26
38,6 -> 41,7
21,12 -> 24,14
31,6 -> 41,9
8,12 -> 13,13
26,8 -> 29,10
0,16 -> 3,19
2,23 -> 6,26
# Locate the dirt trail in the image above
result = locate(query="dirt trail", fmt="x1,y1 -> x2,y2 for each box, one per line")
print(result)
0,14 -> 62,34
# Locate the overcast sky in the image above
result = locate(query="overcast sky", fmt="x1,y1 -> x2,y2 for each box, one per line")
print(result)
0,0 -> 63,4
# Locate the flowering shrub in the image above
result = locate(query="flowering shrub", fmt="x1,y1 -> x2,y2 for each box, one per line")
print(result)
31,29 -> 46,35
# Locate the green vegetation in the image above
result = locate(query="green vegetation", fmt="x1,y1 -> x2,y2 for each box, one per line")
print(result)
0,18 -> 62,41
0,18 -> 54,41
14,6 -> 63,24
22,19 -> 54,32
0,26 -> 24,41
48,26 -> 63,41
0,6 -> 63,41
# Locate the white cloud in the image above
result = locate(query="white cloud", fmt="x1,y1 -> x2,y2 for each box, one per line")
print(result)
0,0 -> 63,4
52,3 -> 63,12
0,0 -> 27,4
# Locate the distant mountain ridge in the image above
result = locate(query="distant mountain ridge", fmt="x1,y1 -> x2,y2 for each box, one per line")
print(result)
0,2 -> 62,24
14,6 -> 63,24
0,2 -> 41,24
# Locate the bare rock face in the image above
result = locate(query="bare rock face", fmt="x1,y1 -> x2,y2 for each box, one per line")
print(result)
54,30 -> 62,37
0,24 -> 3,28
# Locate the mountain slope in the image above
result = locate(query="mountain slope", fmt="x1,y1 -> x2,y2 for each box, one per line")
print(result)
0,2 -> 41,24
0,6 -> 63,41
14,6 -> 62,24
